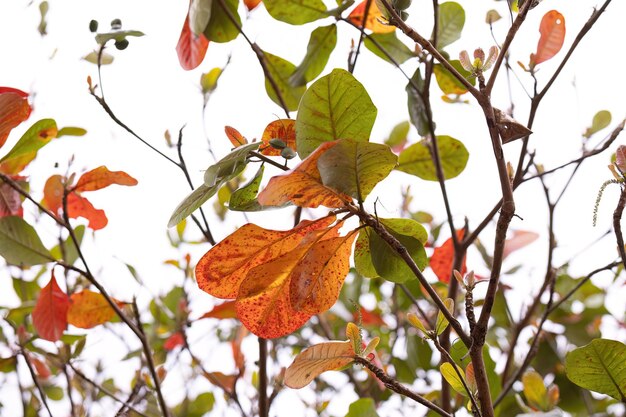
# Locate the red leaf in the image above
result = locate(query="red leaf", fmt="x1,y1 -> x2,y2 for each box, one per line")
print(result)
42,174 -> 64,214
0,89 -> 31,148
503,230 -> 539,259
176,12 -> 209,71
0,176 -> 24,217
73,166 -> 138,192
430,230 -> 466,283
356,306 -> 386,327
224,126 -> 248,148
198,300 -> 237,320
164,332 -> 185,351
66,193 -> 108,230
530,10 -> 566,67
260,119 -> 296,156
32,272 -> 69,342
29,354 -> 51,379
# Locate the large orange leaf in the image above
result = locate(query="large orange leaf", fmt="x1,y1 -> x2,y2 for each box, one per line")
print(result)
66,193 -> 108,230
67,290 -> 118,329
73,166 -> 138,192
0,89 -> 31,148
196,215 -> 336,299
430,229 -> 466,283
348,1 -> 395,34
32,272 -> 69,342
176,11 -> 209,71
260,119 -> 296,156
530,10 -> 565,67
290,230 -> 357,315
257,141 -> 350,208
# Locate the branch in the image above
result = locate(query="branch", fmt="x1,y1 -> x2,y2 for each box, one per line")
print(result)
19,349 -> 53,417
347,0 -> 373,73
258,338 -> 269,417
613,188 -> 626,269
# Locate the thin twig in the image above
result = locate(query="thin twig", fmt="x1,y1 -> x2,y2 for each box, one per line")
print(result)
348,0 -> 373,73
19,349 -> 53,417
613,188 -> 626,269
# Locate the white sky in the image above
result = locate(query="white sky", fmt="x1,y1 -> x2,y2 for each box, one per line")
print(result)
1,0 -> 626,415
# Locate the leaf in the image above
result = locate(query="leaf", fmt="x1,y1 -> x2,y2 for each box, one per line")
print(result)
32,272 -> 69,342
57,127 -> 87,138
346,322 -> 362,355
176,10 -> 210,70
196,216 -> 336,299
201,68 -> 222,94
95,30 -> 144,45
66,193 -> 108,230
262,51 -> 306,112
260,119 -> 296,156
168,142 -> 259,227
74,166 -> 138,192
225,126 -> 248,148
289,24 -> 337,87
317,139 -> 397,202
349,1 -> 395,33
296,69 -> 377,158
257,141 -> 350,208
503,230 -> 539,259
440,362 -> 467,396
433,60 -> 475,95
0,216 -> 54,266
67,290 -> 119,329
565,338 -> 626,402
369,218 -> 428,283
0,178 -> 23,217
584,110 -> 612,139
0,356 -> 17,373
203,0 -> 240,43
364,31 -> 416,65
346,398 -> 379,417
530,10 -> 566,67
437,2 -> 465,49
0,119 -> 58,174
262,0 -> 327,25
244,0 -> 262,10
163,332 -> 185,351
429,230 -> 466,283
385,121 -> 410,150
284,341 -> 355,388
396,136 -> 469,181
0,90 -> 31,148
189,0 -> 213,35
522,370 -> 549,411
198,300 -> 237,320
407,312 -> 429,335
82,51 -> 114,65
289,230 -> 358,314
354,228 -> 380,279
435,298 -> 454,335
406,68 -> 429,136
229,165 -> 264,211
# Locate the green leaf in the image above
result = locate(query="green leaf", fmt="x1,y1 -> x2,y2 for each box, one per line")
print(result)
263,51 -> 306,111
95,30 -> 144,45
440,362 -> 467,396
450,339 -> 500,399
435,298 -> 454,335
437,2 -> 465,49
12,277 -> 41,302
57,127 -> 87,138
364,31 -> 416,65
229,165 -> 264,211
0,217 -> 54,266
173,392 -> 215,417
296,69 -> 377,158
168,143 -> 259,227
317,139 -> 397,202
263,0 -> 328,24
565,338 -> 626,402
290,24 -> 337,86
584,110 -> 612,138
522,370 -> 549,411
346,398 -> 379,417
0,356 -> 17,373
0,119 -> 58,174
354,229 -> 380,279
203,0 -> 240,43
385,121 -> 410,148
369,218 -> 428,283
433,60 -> 475,95
396,135 -> 469,181
44,385 -> 64,401
406,68 -> 430,136
50,225 -> 85,265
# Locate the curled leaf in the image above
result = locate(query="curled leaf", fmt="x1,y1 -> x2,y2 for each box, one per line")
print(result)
284,341 -> 355,388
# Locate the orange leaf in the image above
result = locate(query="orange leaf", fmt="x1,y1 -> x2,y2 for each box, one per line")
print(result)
260,119 -> 296,156
231,326 -> 247,374
73,166 -> 138,192
257,141 -> 351,208
66,193 -> 108,230
530,10 -> 565,67
32,272 -> 69,342
29,354 -> 51,379
244,0 -> 262,10
203,371 -> 237,394
355,306 -> 386,327
0,89 -> 31,148
198,300 -> 237,320
176,11 -> 209,71
164,332 -> 185,351
289,230 -> 357,315
225,126 -> 248,148
42,174 -> 64,214
196,215 -> 336,299
67,290 -> 118,329
430,230 -> 466,283
348,1 -> 395,34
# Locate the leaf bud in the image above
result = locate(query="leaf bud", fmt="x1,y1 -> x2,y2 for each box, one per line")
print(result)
110,18 -> 122,30
394,0 -> 411,11
89,19 -> 98,33
280,147 -> 296,160
115,39 -> 129,50
269,138 -> 286,149
400,11 -> 409,21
